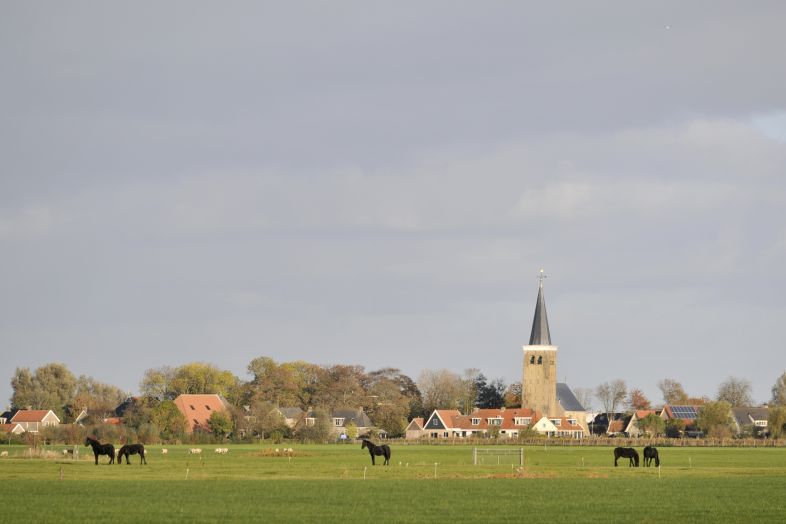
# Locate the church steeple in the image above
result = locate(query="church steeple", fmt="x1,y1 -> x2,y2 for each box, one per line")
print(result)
529,269 -> 551,346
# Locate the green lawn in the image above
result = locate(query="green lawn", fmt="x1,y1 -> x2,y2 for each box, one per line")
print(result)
1,443 -> 785,522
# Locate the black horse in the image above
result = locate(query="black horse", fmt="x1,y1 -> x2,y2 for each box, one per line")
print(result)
361,439 -> 391,465
643,446 -> 660,467
117,443 -> 146,465
613,447 -> 639,467
85,436 -> 115,465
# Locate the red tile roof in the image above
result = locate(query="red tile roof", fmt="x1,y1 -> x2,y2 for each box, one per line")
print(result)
173,394 -> 228,433
11,410 -> 56,423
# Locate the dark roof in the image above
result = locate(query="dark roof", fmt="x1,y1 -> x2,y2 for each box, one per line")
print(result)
556,383 -> 585,411
529,280 -> 552,345
731,406 -> 769,426
331,409 -> 372,427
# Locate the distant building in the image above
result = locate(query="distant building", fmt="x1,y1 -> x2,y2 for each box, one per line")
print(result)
411,407 -> 585,439
731,406 -> 769,437
521,271 -> 587,432
173,394 -> 229,433
10,410 -> 60,433
0,423 -> 25,436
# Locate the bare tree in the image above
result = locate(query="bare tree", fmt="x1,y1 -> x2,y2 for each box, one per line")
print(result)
772,372 -> 786,406
595,380 -> 627,434
657,378 -> 689,404
417,369 -> 464,414
716,377 -> 753,407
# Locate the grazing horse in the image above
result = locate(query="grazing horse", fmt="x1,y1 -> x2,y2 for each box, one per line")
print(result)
117,443 -> 146,465
643,446 -> 660,467
361,439 -> 391,466
85,436 -> 115,465
613,447 -> 639,467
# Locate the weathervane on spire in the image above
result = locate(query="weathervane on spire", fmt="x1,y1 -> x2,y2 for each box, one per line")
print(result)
538,268 -> 547,288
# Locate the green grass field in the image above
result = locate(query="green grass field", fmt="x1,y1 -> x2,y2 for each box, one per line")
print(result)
1,443 -> 785,522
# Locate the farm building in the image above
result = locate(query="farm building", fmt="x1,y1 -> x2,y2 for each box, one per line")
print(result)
173,394 -> 230,433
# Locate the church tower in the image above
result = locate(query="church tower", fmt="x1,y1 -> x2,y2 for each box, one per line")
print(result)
522,270 -> 560,416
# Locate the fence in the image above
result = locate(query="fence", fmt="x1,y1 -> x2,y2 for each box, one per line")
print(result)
473,447 -> 524,466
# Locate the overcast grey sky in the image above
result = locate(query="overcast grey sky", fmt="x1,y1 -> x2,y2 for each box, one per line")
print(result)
2,1 -> 786,408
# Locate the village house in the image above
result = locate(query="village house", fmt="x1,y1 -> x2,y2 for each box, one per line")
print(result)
10,409 -> 60,433
624,409 -> 660,437
411,407 -> 585,439
0,423 -> 25,436
731,406 -> 769,437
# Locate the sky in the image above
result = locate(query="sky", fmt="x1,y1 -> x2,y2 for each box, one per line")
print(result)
2,1 -> 786,410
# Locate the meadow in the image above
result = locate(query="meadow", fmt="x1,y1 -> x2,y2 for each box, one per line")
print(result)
1,442 -> 785,522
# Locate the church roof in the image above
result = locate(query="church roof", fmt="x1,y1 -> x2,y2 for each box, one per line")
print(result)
556,383 -> 585,412
529,277 -> 552,345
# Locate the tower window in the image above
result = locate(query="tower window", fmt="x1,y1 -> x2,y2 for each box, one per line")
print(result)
530,356 -> 535,364
537,356 -> 542,365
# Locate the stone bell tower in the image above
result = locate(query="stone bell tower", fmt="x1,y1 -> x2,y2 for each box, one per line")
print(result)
521,269 -> 560,417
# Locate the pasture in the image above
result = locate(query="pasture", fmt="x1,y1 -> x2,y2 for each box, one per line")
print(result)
1,443 -> 785,522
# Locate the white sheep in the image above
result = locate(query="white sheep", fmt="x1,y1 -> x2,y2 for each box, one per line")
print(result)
161,449 -> 168,454
214,447 -> 228,454
0,451 -> 8,457
189,448 -> 203,454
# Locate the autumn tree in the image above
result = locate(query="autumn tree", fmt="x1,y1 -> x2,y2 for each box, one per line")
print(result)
627,388 -> 652,411
771,372 -> 786,406
459,368 -> 481,414
503,382 -> 522,408
366,368 -> 422,420
657,378 -> 689,405
11,363 -> 78,419
208,411 -> 234,438
716,377 -> 753,407
637,413 -> 665,436
418,369 -> 464,414
70,375 -> 126,419
696,400 -> 734,438
768,406 -> 786,438
150,400 -> 188,441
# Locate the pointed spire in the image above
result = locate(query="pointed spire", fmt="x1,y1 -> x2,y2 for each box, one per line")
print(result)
529,269 -> 552,345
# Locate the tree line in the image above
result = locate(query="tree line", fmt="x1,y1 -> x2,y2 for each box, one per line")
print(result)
8,360 -> 786,441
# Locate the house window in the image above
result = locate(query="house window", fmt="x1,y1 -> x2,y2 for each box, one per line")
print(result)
487,418 -> 502,426
305,418 -> 315,427
537,356 -> 542,364
471,418 -> 480,425
190,405 -> 196,410
205,405 -> 211,411
551,419 -> 561,426
568,419 -> 577,425
514,417 -> 531,426
755,421 -> 768,427
333,418 -> 345,426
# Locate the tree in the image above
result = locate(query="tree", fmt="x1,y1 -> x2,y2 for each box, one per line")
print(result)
595,380 -> 627,417
139,366 -> 176,400
475,374 -> 505,410
459,368 -> 481,414
11,363 -> 77,419
637,413 -> 665,436
627,388 -> 651,411
208,411 -> 234,438
70,375 -> 126,418
696,401 -> 733,439
664,419 -> 685,438
768,406 -> 786,438
771,372 -> 786,406
503,382 -> 521,408
657,378 -> 689,405
295,407 -> 332,443
716,377 -> 753,407
150,400 -> 188,441
417,369 -> 464,414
